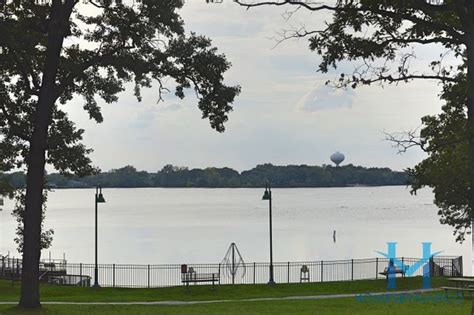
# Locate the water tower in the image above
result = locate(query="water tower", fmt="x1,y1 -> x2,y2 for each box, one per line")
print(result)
330,152 -> 345,166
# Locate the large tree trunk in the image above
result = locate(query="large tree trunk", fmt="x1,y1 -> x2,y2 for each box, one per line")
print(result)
466,38 -> 474,315
19,3 -> 70,308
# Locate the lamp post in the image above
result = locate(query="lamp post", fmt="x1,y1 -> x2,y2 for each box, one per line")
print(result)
262,181 -> 275,285
93,185 -> 105,288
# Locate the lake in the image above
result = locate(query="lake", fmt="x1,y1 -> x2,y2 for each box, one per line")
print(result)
0,186 -> 470,273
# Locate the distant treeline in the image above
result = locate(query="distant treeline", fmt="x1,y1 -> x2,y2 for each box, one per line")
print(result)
4,164 -> 409,188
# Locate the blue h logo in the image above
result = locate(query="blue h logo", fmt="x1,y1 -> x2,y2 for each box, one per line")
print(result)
376,242 -> 441,289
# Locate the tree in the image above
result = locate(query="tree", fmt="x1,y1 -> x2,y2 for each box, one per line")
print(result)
234,0 -> 474,251
389,76 -> 471,242
0,0 -> 240,308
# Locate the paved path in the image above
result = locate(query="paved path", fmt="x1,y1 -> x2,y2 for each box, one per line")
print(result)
0,288 -> 440,306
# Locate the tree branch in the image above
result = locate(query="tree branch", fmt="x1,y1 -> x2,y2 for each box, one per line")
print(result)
385,129 -> 468,154
360,73 -> 459,84
234,0 -> 466,43
384,129 -> 427,153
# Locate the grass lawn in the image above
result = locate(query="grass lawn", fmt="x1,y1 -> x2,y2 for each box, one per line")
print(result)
0,277 -> 453,302
0,277 -> 471,314
0,296 -> 471,314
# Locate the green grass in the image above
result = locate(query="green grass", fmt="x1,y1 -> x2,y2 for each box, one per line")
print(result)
0,277 -> 469,314
0,295 -> 470,315
0,277 -> 451,302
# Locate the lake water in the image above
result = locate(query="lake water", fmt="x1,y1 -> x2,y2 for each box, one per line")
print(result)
0,186 -> 470,273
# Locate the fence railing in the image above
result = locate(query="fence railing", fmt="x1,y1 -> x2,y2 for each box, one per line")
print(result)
0,255 -> 463,288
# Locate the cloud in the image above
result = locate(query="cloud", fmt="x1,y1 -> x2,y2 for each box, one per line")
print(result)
298,85 -> 354,112
157,102 -> 183,113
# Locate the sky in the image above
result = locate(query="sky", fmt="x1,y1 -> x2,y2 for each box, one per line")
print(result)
64,1 -> 454,173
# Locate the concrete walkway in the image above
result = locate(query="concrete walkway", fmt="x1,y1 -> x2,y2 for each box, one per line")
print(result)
0,288 -> 440,306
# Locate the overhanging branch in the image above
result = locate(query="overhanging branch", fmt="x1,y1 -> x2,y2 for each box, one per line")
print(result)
234,0 -> 466,43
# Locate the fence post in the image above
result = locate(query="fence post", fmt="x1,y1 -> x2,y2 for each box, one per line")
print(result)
429,257 -> 434,277
50,260 -> 53,285
113,264 -> 116,288
287,262 -> 290,283
79,263 -> 82,287
1,256 -> 4,277
148,264 -> 150,288
321,260 -> 323,282
376,258 -> 378,280
253,262 -> 256,284
351,259 -> 354,281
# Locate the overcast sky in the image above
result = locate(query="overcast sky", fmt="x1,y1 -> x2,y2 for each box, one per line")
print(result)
64,1 -> 453,173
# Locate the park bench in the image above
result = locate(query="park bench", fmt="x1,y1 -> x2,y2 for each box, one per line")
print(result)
442,278 -> 474,298
379,266 -> 408,280
181,272 -> 220,286
441,286 -> 474,298
180,265 -> 220,287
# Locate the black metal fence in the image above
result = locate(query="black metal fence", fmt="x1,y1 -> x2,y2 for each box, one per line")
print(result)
0,255 -> 463,288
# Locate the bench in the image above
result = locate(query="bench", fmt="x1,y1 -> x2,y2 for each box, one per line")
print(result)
444,278 -> 474,299
181,272 -> 220,287
441,286 -> 474,298
379,266 -> 408,279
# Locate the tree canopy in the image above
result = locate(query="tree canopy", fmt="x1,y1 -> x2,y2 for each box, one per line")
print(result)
236,0 -> 464,86
1,0 -> 239,307
3,163 -> 409,188
0,0 -> 240,178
